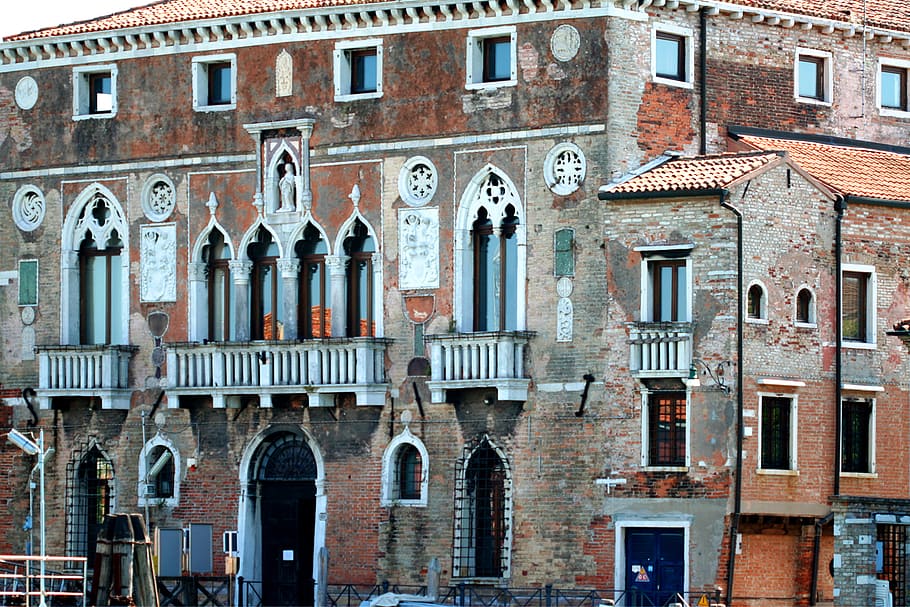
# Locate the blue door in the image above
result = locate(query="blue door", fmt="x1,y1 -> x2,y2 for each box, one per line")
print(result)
625,528 -> 685,606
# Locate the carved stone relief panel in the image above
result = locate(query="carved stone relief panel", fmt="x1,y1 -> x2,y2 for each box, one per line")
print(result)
544,142 -> 586,196
276,50 -> 293,97
140,224 -> 177,302
398,208 -> 440,290
398,156 -> 438,207
556,277 -> 574,342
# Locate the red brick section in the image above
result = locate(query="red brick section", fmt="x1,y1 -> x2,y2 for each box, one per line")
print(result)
636,83 -> 697,160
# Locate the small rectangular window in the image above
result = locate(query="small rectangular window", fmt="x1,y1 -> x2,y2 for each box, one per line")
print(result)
761,396 -> 793,470
651,259 -> 687,322
334,40 -> 383,101
655,32 -> 685,81
798,56 -> 824,99
842,398 -> 873,473
466,27 -> 516,89
648,392 -> 687,467
73,65 -> 117,119
843,270 -> 871,342
881,64 -> 909,111
193,54 -> 236,111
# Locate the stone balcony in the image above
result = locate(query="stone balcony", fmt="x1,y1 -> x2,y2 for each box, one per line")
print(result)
424,331 -> 535,404
628,322 -> 693,378
165,337 -> 390,408
36,344 -> 138,410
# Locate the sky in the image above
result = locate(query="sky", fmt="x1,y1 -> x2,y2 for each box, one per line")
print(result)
2,1 -> 146,39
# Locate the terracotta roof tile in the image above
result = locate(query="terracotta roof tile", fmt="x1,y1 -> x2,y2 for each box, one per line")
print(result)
5,0 -> 910,41
600,151 -> 782,196
737,135 -> 910,202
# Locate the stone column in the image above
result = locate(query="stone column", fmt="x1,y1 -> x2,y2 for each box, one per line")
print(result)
61,250 -> 80,344
278,259 -> 300,340
297,120 -> 315,211
230,260 -> 253,341
326,255 -> 349,337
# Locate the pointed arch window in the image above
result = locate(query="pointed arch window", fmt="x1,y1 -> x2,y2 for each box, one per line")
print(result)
78,200 -> 123,345
248,228 -> 283,340
344,220 -> 376,337
472,190 -> 519,332
67,446 -> 115,559
396,445 -> 422,500
454,439 -> 511,578
203,229 -> 233,341
297,224 -> 331,338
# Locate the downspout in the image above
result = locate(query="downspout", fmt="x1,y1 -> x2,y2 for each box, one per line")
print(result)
699,8 -> 708,155
720,191 -> 743,607
810,512 -> 835,605
834,195 -> 845,496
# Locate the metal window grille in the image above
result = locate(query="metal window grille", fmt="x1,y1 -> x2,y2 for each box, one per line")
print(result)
66,445 -> 115,563
878,524 -> 907,607
395,445 -> 422,500
452,438 -> 510,578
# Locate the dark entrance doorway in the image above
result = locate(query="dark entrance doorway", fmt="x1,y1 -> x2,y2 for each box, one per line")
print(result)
256,432 -> 318,607
624,527 -> 685,606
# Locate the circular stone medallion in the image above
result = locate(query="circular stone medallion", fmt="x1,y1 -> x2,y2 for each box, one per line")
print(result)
550,25 -> 580,62
15,77 -> 38,110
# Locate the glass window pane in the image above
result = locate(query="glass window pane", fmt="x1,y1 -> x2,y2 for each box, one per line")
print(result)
882,68 -> 904,109
84,256 -> 107,344
213,267 -> 227,341
352,51 -> 377,93
209,63 -> 231,105
655,35 -> 682,79
503,232 -> 518,330
799,58 -> 820,98
91,74 -> 112,113
484,38 -> 511,82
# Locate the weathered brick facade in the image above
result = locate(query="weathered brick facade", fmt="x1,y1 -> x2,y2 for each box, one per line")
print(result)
3,1 -> 910,606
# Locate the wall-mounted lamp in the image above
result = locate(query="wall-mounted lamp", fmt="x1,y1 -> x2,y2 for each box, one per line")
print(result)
686,358 -> 734,394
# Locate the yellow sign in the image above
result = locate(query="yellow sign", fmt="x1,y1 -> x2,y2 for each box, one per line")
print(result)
696,595 -> 709,607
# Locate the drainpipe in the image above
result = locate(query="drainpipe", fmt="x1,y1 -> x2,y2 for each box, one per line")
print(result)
720,191 -> 743,607
699,8 -> 708,155
810,512 -> 834,605
834,196 -> 845,496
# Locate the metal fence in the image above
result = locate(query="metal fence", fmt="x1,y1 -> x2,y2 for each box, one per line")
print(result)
0,556 -> 88,607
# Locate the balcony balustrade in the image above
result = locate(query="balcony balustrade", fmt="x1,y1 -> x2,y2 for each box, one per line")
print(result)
424,331 -> 534,403
628,322 -> 693,377
166,338 -> 390,408
36,344 -> 138,410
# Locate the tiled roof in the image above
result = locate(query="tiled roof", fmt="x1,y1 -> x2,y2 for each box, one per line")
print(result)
736,134 -> 910,202
4,0 -> 910,41
599,151 -> 782,197
3,0 -> 377,41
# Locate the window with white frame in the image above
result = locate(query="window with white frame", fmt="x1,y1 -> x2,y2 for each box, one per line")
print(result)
638,245 -> 693,323
193,54 -> 236,110
841,397 -> 875,474
795,286 -> 816,326
746,281 -> 767,322
73,65 -> 117,119
878,58 -> 910,114
381,428 -> 429,506
842,265 -> 876,346
334,39 -> 383,100
466,26 -> 517,89
795,48 -> 832,104
758,393 -> 797,471
652,24 -> 693,88
643,390 -> 688,468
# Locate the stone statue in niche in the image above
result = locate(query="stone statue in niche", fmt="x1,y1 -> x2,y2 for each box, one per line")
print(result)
399,208 -> 440,290
140,225 -> 177,302
557,296 -> 573,342
278,162 -> 296,211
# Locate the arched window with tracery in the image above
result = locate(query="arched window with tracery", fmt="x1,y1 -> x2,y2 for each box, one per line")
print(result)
343,220 -> 376,337
77,198 -> 124,345
455,168 -> 526,333
296,224 -> 331,338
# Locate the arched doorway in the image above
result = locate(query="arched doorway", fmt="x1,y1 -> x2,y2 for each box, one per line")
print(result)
254,432 -> 318,606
